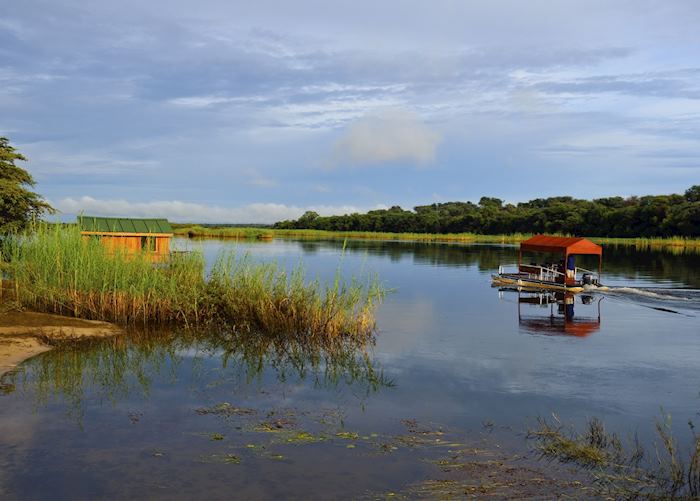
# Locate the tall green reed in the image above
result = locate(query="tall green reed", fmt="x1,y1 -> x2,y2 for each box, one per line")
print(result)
2,223 -> 205,324
1,224 -> 384,339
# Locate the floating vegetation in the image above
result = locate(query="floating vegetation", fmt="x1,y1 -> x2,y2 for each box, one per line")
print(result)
335,431 -> 360,440
282,431 -> 325,444
201,453 -> 241,465
528,413 -> 700,499
195,403 -> 256,417
195,404 -> 479,463
2,224 -> 384,339
220,454 -> 241,464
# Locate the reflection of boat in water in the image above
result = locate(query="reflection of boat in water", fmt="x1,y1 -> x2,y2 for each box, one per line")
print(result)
504,289 -> 603,337
492,235 -> 603,293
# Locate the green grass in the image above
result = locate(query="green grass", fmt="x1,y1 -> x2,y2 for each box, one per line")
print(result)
174,226 -> 528,243
173,226 -> 700,251
173,225 -> 273,240
1,224 -> 383,339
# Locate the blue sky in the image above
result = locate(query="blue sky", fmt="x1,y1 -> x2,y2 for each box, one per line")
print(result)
1,0 -> 699,223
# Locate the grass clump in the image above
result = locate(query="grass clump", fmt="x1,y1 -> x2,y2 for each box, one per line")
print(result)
1,224 -> 384,339
529,413 -> 700,499
205,252 -> 382,340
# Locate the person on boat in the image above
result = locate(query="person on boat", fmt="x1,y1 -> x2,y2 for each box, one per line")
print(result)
566,255 -> 576,282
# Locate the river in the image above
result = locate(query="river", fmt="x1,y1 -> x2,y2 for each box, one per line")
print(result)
1,238 -> 699,499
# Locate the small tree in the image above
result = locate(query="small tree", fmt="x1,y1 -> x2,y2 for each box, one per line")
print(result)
685,185 -> 700,203
296,211 -> 319,228
0,136 -> 54,233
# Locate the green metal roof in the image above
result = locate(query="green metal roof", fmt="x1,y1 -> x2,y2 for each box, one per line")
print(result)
78,216 -> 173,234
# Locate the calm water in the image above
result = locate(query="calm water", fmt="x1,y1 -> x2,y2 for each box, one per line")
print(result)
1,239 -> 699,499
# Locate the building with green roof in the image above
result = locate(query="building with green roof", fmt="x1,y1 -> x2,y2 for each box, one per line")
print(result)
78,216 -> 174,260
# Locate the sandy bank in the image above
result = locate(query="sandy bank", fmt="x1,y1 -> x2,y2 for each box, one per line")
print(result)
0,311 -> 123,377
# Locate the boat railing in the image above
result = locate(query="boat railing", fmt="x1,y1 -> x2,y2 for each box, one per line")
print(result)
517,264 -> 565,282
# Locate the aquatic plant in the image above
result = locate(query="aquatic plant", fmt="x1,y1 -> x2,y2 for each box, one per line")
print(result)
529,413 -> 700,499
205,252 -> 382,339
1,224 -> 384,338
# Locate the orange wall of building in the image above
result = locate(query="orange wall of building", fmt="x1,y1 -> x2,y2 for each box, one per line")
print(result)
81,234 -> 172,260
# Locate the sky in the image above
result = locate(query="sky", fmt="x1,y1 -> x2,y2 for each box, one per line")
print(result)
1,0 -> 699,223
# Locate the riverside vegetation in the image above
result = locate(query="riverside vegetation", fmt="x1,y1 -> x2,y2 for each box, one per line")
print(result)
274,185 -> 700,238
529,414 -> 700,499
1,224 -> 383,338
172,186 -> 700,251
173,225 -> 700,252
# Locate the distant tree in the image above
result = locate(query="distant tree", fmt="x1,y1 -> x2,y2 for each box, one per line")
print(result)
0,137 -> 54,233
273,185 -> 700,237
685,185 -> 700,203
478,197 -> 503,208
297,211 -> 319,228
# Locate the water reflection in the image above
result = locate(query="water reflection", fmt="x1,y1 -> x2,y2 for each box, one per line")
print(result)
502,289 -> 603,337
2,327 -> 390,417
2,238 -> 700,499
246,238 -> 700,287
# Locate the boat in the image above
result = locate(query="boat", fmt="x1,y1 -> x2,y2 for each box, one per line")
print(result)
492,235 -> 603,293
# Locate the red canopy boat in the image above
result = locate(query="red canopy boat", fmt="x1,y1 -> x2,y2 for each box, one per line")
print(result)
492,235 -> 603,292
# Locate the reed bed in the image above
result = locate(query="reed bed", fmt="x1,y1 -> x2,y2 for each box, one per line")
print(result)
272,229 -> 529,244
1,225 -> 383,339
3,225 -> 205,323
173,225 -> 273,240
175,226 -> 700,251
205,253 -> 382,339
593,236 -> 700,252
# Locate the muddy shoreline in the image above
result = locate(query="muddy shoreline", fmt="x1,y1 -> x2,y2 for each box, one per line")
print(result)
0,311 -> 123,377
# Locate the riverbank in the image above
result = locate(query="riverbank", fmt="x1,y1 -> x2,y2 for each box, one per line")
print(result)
0,311 -> 123,377
173,225 -> 700,251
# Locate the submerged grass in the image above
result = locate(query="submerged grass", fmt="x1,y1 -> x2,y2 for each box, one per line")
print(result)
1,224 -> 383,338
529,413 -> 700,499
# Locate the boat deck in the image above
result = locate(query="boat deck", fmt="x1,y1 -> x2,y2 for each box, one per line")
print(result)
492,272 -> 586,292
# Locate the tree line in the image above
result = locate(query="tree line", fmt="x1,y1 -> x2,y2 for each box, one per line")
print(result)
274,187 -> 700,237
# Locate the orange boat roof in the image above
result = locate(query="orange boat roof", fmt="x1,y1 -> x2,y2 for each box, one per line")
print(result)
520,235 -> 602,256
519,318 -> 600,337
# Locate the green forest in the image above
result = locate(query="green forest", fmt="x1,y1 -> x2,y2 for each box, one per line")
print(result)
275,186 -> 700,237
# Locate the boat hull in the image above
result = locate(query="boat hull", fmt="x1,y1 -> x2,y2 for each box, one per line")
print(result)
491,274 -> 585,293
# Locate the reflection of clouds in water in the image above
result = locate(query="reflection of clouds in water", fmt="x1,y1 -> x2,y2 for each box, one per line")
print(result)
375,299 -> 436,356
0,409 -> 43,494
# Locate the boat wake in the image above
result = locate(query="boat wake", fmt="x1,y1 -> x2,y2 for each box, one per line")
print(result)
593,285 -> 700,313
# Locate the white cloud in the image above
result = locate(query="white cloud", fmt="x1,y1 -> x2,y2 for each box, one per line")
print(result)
167,95 -> 268,108
267,97 -> 403,129
54,196 -> 383,224
332,107 -> 441,166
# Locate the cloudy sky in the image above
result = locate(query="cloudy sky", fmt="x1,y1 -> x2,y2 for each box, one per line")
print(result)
2,0 -> 699,223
